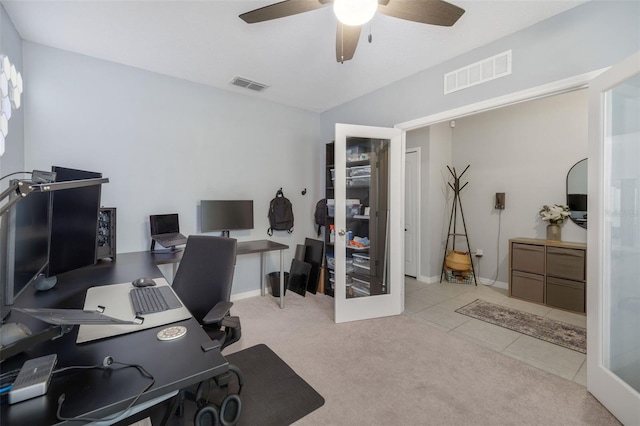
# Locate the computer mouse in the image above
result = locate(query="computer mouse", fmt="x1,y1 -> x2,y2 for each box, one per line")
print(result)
132,277 -> 156,287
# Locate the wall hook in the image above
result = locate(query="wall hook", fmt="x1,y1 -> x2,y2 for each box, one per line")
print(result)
301,188 -> 307,195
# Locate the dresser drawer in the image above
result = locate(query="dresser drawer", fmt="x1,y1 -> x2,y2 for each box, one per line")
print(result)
511,243 -> 545,274
547,247 -> 585,281
511,270 -> 544,303
546,277 -> 585,313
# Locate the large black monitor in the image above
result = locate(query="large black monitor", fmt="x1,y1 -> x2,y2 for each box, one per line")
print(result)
0,181 -> 51,320
201,200 -> 254,237
46,166 -> 102,279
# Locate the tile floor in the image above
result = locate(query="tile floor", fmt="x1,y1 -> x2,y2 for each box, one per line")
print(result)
402,276 -> 588,386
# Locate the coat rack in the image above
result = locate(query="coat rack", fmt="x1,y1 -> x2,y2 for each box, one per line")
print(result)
440,165 -> 477,285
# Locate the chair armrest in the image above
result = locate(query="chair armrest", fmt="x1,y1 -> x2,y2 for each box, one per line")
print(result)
202,301 -> 234,325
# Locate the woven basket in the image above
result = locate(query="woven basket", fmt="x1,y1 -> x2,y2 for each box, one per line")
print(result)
445,250 -> 471,271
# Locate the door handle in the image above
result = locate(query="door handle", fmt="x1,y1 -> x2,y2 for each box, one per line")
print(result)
338,229 -> 346,236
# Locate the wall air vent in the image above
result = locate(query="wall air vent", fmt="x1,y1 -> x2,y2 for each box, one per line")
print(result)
231,76 -> 269,92
444,50 -> 512,95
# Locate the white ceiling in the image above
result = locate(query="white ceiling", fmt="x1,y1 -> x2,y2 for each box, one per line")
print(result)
2,0 -> 587,113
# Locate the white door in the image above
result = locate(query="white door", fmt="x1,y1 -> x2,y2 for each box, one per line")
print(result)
404,149 -> 419,277
587,51 -> 640,425
334,123 -> 404,323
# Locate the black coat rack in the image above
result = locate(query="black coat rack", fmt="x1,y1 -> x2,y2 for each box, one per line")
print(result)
440,165 -> 477,285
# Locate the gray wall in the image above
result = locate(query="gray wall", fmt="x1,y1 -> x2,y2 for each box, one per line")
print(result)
22,42 -> 321,294
5,1 -> 640,294
450,89 -> 588,285
320,1 -> 640,141
0,5 -> 24,182
321,0 -> 639,285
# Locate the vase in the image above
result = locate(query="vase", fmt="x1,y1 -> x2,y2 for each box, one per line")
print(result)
546,224 -> 561,241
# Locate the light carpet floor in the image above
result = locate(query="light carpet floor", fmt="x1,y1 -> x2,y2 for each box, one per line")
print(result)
223,293 -> 619,426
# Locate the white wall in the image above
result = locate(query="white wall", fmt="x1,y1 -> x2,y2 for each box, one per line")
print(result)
22,42 -> 322,294
0,5 -> 24,182
406,123 -> 453,282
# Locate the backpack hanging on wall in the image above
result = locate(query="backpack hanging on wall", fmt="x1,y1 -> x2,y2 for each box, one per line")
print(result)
267,188 -> 294,236
314,199 -> 327,236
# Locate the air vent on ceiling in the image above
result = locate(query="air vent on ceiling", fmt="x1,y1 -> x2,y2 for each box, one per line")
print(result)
444,50 -> 512,95
231,76 -> 269,92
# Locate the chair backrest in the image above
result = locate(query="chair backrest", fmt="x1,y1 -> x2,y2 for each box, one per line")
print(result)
171,235 -> 237,323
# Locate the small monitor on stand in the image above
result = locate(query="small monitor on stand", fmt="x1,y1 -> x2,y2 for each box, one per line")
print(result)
149,213 -> 188,252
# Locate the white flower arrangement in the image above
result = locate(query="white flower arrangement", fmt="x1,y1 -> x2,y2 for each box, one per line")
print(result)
539,204 -> 571,225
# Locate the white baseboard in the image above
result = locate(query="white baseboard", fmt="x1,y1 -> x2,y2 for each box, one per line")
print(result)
231,289 -> 262,301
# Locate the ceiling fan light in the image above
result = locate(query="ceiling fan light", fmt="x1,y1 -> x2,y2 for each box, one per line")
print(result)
333,0 -> 377,26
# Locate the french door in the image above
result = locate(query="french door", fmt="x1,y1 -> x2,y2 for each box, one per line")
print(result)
587,52 -> 640,425
333,123 -> 404,323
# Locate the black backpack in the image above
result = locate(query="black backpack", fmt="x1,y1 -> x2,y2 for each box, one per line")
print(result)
314,199 -> 327,236
267,189 -> 294,236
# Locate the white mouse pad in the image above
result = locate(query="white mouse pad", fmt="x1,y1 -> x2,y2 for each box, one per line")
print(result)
77,278 -> 191,344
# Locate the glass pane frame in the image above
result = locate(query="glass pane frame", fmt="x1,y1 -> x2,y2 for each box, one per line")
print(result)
333,123 -> 404,323
587,52 -> 640,426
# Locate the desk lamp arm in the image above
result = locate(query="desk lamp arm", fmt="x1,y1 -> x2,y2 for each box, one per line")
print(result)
0,177 -> 109,217
0,180 -> 35,216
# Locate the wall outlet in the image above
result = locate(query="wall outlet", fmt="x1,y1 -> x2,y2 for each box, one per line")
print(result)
475,249 -> 483,257
495,192 -> 505,210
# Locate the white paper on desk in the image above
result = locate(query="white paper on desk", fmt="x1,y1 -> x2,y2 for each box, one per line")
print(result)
77,278 -> 191,344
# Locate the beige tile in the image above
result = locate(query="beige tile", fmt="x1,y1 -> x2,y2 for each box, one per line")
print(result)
412,304 -> 472,330
473,284 -> 509,299
406,286 -> 453,305
404,277 -> 589,387
434,292 -> 482,311
573,359 -> 587,386
425,282 -> 473,298
409,315 -> 452,333
503,335 -> 586,381
450,318 -> 521,352
403,296 -> 434,314
545,309 -> 587,328
404,276 -> 427,293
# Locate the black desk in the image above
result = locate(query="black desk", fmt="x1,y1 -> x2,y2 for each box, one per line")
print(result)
1,252 -> 228,425
151,239 -> 289,309
237,240 -> 289,309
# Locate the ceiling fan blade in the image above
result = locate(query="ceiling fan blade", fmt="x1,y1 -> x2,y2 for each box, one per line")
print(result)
336,23 -> 361,63
240,0 -> 327,24
378,0 -> 465,27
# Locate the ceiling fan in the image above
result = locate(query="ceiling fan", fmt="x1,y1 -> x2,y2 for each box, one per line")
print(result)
239,0 -> 465,63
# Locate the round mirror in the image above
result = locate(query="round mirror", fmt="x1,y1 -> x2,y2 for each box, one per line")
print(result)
566,158 -> 587,229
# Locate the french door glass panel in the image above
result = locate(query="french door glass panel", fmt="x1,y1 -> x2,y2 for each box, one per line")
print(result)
587,52 -> 640,426
334,124 -> 404,323
603,72 -> 640,391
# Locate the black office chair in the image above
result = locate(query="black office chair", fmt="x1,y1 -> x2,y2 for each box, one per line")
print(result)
171,235 -> 243,426
171,235 -> 241,349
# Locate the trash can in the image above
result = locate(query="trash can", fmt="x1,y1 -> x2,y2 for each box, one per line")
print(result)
268,271 -> 289,297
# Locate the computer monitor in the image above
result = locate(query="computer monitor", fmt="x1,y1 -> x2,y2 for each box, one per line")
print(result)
0,181 -> 51,320
46,166 -> 102,279
200,200 -> 254,237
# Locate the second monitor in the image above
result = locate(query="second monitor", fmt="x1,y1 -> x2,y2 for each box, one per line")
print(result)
201,200 -> 254,237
